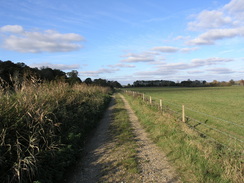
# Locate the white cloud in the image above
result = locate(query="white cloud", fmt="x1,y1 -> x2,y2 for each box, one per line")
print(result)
0,25 -> 24,33
187,70 -> 205,74
80,68 -> 119,77
224,0 -> 244,25
108,63 -> 135,68
135,57 -> 233,77
188,10 -> 232,30
187,0 -> 244,45
0,25 -> 84,53
224,0 -> 244,14
136,69 -> 176,76
180,47 -> 199,52
152,46 -> 198,53
122,57 -> 154,63
160,62 -> 190,70
173,36 -> 190,41
187,37 -> 214,45
30,62 -> 80,70
149,60 -> 166,65
207,68 -> 234,74
188,27 -> 244,45
151,46 -> 179,53
191,57 -> 233,66
121,52 -> 155,63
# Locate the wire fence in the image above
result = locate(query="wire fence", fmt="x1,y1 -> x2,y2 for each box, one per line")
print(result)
124,90 -> 244,152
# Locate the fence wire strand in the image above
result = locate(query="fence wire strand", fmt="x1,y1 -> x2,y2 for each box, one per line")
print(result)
124,90 -> 244,151
187,116 -> 244,143
185,106 -> 244,128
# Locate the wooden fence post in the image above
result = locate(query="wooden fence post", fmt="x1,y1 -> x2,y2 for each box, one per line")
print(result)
160,99 -> 162,110
150,96 -> 152,104
142,93 -> 145,101
182,105 -> 185,122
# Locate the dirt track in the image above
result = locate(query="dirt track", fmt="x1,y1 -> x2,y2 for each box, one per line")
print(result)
65,94 -> 181,183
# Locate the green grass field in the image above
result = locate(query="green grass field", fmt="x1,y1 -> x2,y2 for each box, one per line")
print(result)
125,87 -> 244,150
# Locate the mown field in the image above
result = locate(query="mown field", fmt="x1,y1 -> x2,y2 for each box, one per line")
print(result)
122,87 -> 244,183
125,87 -> 244,150
0,82 -> 111,183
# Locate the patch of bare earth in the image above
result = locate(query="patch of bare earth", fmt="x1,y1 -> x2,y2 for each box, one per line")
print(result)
65,94 -> 181,183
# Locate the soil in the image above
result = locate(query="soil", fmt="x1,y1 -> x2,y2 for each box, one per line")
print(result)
64,94 -> 181,183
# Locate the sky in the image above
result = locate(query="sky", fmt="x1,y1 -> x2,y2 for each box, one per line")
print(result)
0,0 -> 244,85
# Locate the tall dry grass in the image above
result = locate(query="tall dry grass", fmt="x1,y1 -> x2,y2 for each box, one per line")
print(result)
0,80 -> 111,183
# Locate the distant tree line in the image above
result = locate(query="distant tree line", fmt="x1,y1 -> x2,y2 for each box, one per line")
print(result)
133,80 -> 176,87
84,77 -> 122,88
133,79 -> 244,87
0,60 -> 122,89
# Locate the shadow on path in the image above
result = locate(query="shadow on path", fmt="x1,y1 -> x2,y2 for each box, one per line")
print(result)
63,97 -> 115,183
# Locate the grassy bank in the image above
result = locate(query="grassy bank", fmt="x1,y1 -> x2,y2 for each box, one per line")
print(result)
123,93 -> 243,183
0,82 -> 111,183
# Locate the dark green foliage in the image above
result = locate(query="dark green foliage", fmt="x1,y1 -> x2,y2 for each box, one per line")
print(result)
66,70 -> 82,85
0,60 -> 122,90
92,78 -> 122,88
0,60 -> 68,86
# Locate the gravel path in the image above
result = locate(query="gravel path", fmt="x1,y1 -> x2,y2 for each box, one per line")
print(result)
119,94 -> 181,183
65,94 -> 181,183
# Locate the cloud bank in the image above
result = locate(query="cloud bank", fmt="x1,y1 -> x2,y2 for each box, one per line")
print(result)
135,57 -> 234,76
0,25 -> 84,53
187,0 -> 244,45
121,52 -> 155,63
80,68 -> 119,77
30,62 -> 80,70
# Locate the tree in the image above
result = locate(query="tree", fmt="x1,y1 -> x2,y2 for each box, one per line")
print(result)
111,81 -> 122,88
181,79 -> 192,87
229,79 -> 235,86
40,67 -> 55,81
0,60 -> 33,88
16,62 -> 27,68
67,70 -> 78,78
84,78 -> 92,85
66,70 -> 81,85
93,78 -> 107,86
240,79 -> 244,86
211,80 -> 219,86
53,69 -> 66,80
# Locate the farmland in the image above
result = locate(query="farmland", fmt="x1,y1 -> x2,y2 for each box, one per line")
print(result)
122,87 -> 244,182
125,86 -> 244,150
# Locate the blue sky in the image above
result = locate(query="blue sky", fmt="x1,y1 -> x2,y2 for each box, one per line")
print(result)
0,0 -> 243,85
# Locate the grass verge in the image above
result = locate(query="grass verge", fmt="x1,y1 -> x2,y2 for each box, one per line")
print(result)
123,93 -> 243,183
